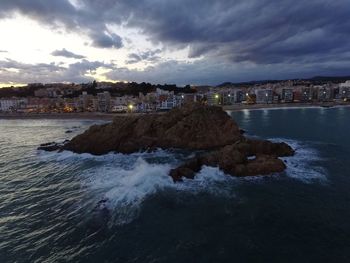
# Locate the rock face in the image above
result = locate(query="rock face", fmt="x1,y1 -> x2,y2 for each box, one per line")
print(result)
38,141 -> 69,152
39,103 -> 295,181
62,103 -> 243,155
169,138 -> 294,182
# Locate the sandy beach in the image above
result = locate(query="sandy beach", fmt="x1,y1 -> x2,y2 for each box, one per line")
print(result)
0,112 -> 127,121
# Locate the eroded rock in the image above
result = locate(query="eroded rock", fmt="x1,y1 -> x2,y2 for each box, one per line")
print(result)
38,103 -> 295,181
169,138 -> 294,182
62,103 -> 243,155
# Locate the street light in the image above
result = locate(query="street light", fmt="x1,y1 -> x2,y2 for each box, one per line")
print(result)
215,94 -> 219,99
128,104 -> 134,111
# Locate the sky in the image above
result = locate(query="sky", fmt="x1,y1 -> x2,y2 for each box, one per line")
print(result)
0,0 -> 350,87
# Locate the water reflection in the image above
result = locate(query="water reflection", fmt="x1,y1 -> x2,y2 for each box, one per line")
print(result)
242,109 -> 250,118
231,107 -> 350,146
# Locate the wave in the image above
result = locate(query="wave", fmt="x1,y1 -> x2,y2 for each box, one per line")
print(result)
270,138 -> 327,183
79,156 -> 238,225
38,137 -> 327,225
82,157 -> 174,225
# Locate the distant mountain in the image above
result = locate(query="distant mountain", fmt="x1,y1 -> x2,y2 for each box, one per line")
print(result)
309,76 -> 350,82
217,79 -> 286,88
217,75 -> 350,87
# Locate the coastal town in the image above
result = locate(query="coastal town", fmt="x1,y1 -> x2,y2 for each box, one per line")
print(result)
1,78 -> 350,114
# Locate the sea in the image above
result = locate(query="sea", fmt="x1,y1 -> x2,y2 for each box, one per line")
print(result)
1,107 -> 350,263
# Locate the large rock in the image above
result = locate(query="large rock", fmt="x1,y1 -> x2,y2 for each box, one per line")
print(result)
39,103 -> 295,181
38,140 -> 69,152
169,138 -> 294,182
62,103 -> 243,155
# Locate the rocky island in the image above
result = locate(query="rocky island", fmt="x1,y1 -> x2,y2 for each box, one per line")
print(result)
39,103 -> 295,181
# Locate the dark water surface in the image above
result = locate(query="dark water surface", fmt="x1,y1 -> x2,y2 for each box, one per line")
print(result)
1,107 -> 350,263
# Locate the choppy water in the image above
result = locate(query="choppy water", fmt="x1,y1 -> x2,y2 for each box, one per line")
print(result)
1,107 -> 350,262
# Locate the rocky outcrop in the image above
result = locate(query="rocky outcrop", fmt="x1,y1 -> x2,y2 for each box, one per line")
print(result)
169,138 -> 294,182
62,103 -> 243,155
39,103 -> 295,181
38,140 -> 69,152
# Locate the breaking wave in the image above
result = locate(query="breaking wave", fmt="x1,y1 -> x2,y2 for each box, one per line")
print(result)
270,138 -> 327,183
38,137 -> 327,225
38,149 -> 237,225
82,157 -> 174,225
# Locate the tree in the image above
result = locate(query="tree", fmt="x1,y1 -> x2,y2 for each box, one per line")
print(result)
92,80 -> 97,90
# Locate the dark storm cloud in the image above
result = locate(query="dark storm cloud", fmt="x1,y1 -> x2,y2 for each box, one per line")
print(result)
0,0 -> 124,49
126,49 -> 161,64
0,58 -> 114,84
106,58 -> 350,86
51,48 -> 85,59
90,32 -> 123,48
94,0 -> 350,64
2,0 -> 350,63
0,59 -> 62,72
1,0 -> 350,83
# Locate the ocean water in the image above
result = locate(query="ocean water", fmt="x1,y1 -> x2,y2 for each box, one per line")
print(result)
1,107 -> 350,263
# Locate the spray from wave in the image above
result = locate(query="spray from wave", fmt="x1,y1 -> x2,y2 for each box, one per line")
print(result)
83,157 -> 174,225
38,137 -> 327,225
270,138 -> 327,183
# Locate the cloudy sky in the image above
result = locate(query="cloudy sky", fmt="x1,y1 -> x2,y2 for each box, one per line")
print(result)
0,0 -> 350,87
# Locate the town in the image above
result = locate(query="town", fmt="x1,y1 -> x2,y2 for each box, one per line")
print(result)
1,78 -> 350,113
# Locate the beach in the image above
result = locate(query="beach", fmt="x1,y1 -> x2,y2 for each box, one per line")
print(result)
0,112 -> 142,120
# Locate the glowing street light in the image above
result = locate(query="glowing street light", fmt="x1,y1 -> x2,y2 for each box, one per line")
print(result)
128,104 -> 134,111
215,94 -> 219,99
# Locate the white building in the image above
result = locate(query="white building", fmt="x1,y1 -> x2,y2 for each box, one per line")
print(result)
339,81 -> 350,99
256,89 -> 273,104
157,95 -> 177,110
111,96 -> 133,106
206,92 -> 221,106
0,98 -> 27,112
317,87 -> 332,102
97,91 -> 111,112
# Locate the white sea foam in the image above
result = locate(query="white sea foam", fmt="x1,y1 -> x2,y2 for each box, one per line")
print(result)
38,137 -> 327,225
81,158 -> 238,224
37,148 -> 180,166
269,138 -> 327,183
81,157 -> 174,224
175,166 -> 237,197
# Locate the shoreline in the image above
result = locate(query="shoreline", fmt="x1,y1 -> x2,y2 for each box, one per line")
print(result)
223,102 -> 350,112
1,102 -> 349,120
0,112 -> 133,121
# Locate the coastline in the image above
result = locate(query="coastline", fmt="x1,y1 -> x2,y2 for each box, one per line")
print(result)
223,102 -> 350,111
1,102 -> 349,120
0,112 -> 128,121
